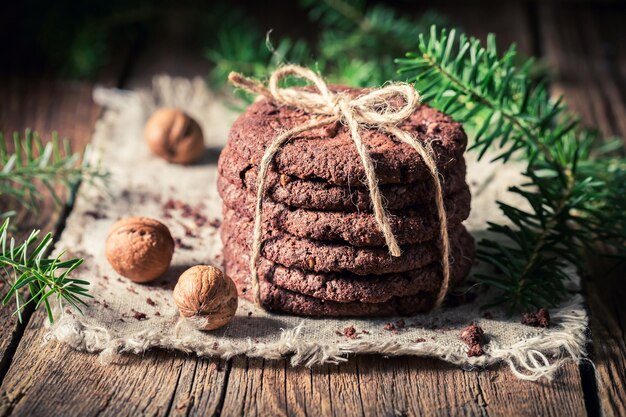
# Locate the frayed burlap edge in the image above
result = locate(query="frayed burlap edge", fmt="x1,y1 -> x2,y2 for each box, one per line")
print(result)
47,295 -> 587,381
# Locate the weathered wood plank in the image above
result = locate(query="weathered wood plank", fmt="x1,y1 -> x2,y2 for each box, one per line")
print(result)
434,0 -> 535,54
357,356 -> 487,417
539,4 -> 626,417
0,311 -> 229,417
0,78 -> 105,377
166,356 -> 230,417
0,78 -> 103,232
0,2 -> 605,417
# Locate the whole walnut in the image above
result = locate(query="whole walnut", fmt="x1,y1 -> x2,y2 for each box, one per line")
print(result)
105,217 -> 175,283
173,265 -> 238,331
144,108 -> 205,164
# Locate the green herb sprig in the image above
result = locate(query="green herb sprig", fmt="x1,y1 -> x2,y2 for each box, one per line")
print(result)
1,130 -> 108,322
205,0 -> 445,89
0,218 -> 91,323
0,130 -> 108,213
397,26 -> 626,312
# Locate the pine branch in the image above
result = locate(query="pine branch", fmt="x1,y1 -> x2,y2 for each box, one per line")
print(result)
0,130 -> 109,213
397,26 -> 626,311
0,218 -> 91,323
205,1 -> 445,90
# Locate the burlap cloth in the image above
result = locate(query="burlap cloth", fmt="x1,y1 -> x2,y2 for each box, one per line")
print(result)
48,76 -> 588,381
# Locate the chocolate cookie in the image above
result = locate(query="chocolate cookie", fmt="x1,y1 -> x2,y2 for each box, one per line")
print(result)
220,209 -> 470,275
228,88 -> 468,186
218,143 -> 468,212
222,230 -> 474,303
226,261 -> 438,316
218,175 -> 471,247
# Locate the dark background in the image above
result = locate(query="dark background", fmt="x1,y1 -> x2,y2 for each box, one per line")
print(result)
2,0 -> 622,80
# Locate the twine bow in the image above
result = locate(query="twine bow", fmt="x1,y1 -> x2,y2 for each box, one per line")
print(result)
228,65 -> 451,310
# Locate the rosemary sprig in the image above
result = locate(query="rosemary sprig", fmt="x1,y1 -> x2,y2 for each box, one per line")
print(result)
0,130 -> 108,213
0,218 -> 91,323
397,26 -> 626,312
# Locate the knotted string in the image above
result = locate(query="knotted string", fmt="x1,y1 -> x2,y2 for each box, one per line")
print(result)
228,65 -> 451,310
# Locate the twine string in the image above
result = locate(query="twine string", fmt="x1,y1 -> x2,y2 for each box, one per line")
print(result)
228,65 -> 451,309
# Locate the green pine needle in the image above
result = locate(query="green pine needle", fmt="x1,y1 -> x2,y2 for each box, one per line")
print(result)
0,218 -> 91,323
0,130 -> 109,322
205,0 -> 446,90
397,26 -> 626,312
0,130 -> 109,213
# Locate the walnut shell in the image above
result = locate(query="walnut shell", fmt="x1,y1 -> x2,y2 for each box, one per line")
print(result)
144,108 -> 205,164
173,265 -> 238,331
105,217 -> 174,283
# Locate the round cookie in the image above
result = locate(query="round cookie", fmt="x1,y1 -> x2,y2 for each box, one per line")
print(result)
228,88 -> 468,186
225,260 -> 438,317
220,209 -> 468,275
222,230 -> 474,303
218,142 -> 468,212
218,176 -> 471,247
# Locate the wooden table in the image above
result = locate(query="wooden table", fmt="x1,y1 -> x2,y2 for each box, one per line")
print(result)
0,2 -> 625,416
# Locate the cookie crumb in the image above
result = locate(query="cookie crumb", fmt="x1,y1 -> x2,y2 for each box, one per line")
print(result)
174,237 -> 193,250
415,338 -> 426,343
521,308 -> 550,328
361,330 -> 370,335
131,310 -> 147,321
247,311 -> 253,317
343,326 -> 358,339
384,323 -> 396,331
85,210 -> 107,219
460,324 -> 485,357
146,297 -> 156,306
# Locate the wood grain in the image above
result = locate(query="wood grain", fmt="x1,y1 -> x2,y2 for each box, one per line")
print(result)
0,78 -> 104,376
2,1 -> 624,416
0,311 -> 229,417
539,4 -> 626,416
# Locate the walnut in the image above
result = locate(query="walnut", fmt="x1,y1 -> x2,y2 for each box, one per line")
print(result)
105,217 -> 174,283
173,265 -> 238,331
144,108 -> 205,164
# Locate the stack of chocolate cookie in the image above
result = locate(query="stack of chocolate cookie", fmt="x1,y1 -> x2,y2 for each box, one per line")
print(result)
218,88 -> 474,317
